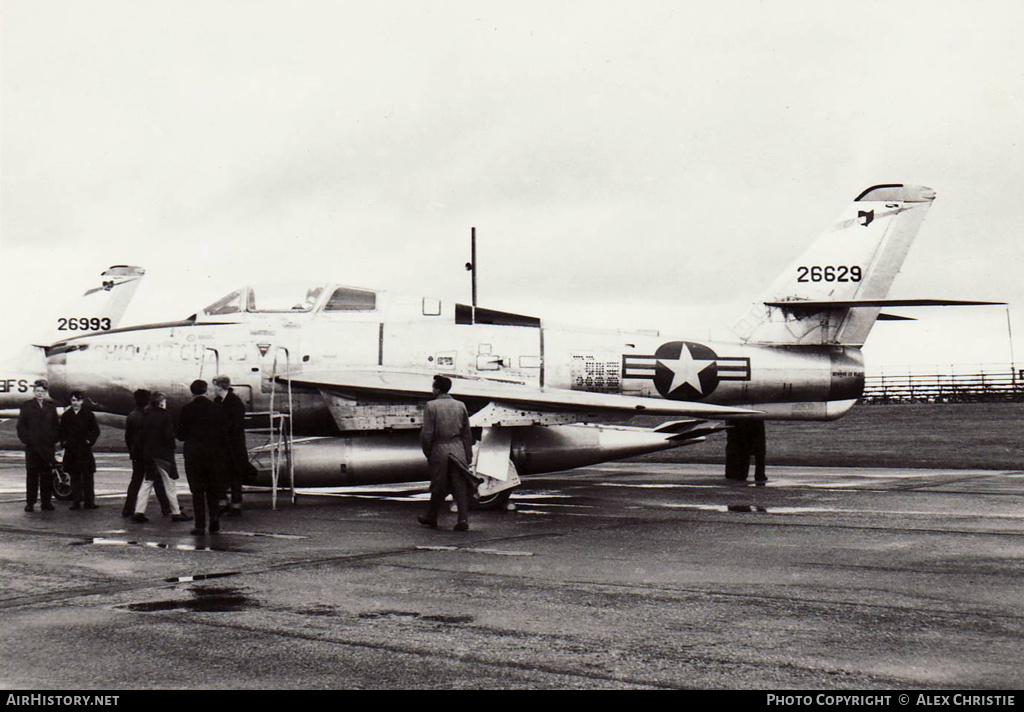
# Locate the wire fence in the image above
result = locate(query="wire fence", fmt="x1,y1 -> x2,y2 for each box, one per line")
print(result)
862,363 -> 1024,404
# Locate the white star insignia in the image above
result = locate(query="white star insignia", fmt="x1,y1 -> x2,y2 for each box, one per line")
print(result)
658,345 -> 716,396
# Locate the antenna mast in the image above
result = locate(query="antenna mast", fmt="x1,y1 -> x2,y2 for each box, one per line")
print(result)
466,227 -> 477,322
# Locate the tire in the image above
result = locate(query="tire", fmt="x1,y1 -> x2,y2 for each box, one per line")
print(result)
51,464 -> 73,501
474,488 -> 513,511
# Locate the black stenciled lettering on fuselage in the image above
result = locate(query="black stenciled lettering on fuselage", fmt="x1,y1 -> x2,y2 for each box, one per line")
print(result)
57,317 -> 112,332
0,379 -> 30,394
796,265 -> 862,283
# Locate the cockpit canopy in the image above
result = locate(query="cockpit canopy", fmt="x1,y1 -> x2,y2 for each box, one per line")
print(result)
195,281 -> 544,326
201,283 -> 378,317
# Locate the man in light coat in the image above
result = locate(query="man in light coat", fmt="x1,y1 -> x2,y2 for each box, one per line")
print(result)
418,375 -> 475,532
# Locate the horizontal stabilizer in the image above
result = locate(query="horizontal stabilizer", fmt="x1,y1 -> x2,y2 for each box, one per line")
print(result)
765,298 -> 1004,310
876,313 -> 916,322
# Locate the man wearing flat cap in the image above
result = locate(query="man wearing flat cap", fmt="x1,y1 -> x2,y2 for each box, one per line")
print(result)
17,379 -> 60,512
418,375 -> 475,532
212,375 -> 251,516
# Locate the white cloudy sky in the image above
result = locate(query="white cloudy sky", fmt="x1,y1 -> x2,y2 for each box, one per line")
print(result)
2,0 -> 1022,371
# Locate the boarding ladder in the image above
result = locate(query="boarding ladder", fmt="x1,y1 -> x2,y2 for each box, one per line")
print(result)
247,347 -> 296,510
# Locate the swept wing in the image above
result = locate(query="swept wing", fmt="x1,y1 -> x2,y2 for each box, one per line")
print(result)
281,369 -> 761,418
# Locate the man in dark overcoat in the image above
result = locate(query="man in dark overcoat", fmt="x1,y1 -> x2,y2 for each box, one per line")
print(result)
122,389 -> 171,517
212,375 -> 250,516
59,390 -> 100,509
177,379 -> 228,534
418,375 -> 475,532
724,420 -> 768,483
17,379 -> 60,512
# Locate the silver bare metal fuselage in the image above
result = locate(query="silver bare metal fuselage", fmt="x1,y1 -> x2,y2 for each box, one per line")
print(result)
44,314 -> 863,487
46,317 -> 864,426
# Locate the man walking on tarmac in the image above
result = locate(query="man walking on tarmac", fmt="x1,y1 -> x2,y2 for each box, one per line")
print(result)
418,375 -> 475,532
123,389 -> 172,517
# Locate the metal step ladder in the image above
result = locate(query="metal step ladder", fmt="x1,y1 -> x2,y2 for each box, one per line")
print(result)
246,410 -> 293,510
245,346 -> 295,509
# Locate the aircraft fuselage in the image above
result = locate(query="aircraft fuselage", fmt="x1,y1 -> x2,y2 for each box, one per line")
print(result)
45,307 -> 864,429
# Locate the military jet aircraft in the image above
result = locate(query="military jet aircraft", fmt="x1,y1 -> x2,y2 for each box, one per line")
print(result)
37,185 -> 997,505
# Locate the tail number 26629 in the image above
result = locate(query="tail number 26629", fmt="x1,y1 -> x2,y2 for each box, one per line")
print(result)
796,266 -> 862,283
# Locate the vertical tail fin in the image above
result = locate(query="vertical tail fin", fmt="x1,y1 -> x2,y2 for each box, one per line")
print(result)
31,265 -> 146,347
1,265 -> 145,409
731,184 -> 936,346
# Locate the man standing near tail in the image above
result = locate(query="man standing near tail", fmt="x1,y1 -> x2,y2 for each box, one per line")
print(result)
418,375 -> 475,532
17,380 -> 60,512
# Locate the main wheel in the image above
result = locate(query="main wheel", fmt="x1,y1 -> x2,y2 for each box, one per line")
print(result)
51,464 -> 73,501
474,488 -> 514,511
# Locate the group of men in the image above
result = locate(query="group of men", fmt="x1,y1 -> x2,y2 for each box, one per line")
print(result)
19,372 -> 479,533
17,376 -> 254,536
17,380 -> 80,512
18,372 -> 767,534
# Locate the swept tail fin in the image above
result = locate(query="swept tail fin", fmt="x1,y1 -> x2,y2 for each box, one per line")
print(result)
0,266 -> 146,408
731,184 -> 936,346
31,265 -> 146,347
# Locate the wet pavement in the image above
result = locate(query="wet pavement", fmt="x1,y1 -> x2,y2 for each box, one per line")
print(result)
0,452 -> 1022,689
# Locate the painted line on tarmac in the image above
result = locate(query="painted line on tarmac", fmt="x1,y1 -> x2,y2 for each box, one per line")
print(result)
166,571 -> 244,583
416,545 -> 533,557
70,537 -> 245,553
223,530 -> 308,540
657,502 -> 1024,520
596,482 -> 719,489
513,502 -> 596,509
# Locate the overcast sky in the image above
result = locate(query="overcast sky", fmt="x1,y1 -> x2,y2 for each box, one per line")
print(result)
2,0 -> 1022,371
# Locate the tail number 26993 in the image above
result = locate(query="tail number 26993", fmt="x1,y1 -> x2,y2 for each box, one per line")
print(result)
57,317 -> 112,331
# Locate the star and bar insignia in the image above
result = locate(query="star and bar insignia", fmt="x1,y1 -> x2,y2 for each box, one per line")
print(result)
623,341 -> 750,400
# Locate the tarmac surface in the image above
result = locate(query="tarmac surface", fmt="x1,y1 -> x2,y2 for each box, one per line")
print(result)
0,451 -> 1022,690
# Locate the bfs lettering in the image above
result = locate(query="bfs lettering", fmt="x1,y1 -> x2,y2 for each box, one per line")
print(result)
0,379 -> 30,394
